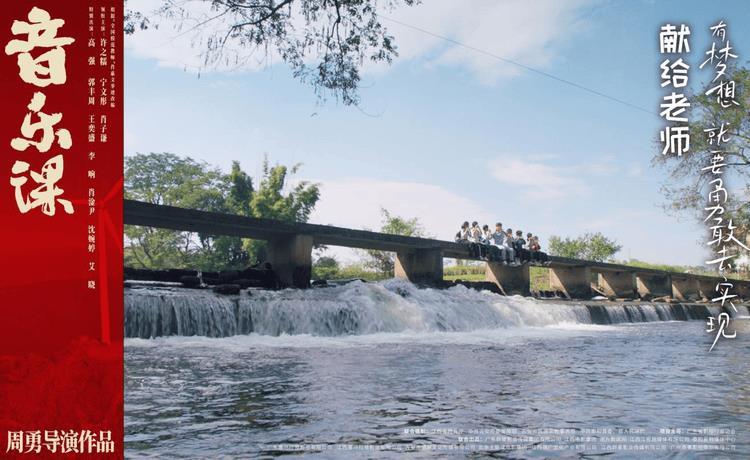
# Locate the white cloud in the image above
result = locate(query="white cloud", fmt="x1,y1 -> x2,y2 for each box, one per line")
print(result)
579,153 -> 618,176
626,164 -> 644,177
311,178 -> 493,237
125,0 -> 593,84
488,158 -> 576,201
383,0 -> 593,84
488,153 -> 618,201
308,178 -> 494,262
125,0 -> 287,72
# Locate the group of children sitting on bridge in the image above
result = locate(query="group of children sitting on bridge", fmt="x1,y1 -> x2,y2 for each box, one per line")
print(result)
455,221 -> 549,265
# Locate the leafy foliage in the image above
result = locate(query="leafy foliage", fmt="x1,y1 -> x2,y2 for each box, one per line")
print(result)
443,265 -> 551,291
124,152 -> 320,270
653,66 -> 750,230
226,161 -> 254,216
250,160 -> 319,221
311,259 -> 389,281
620,258 -> 743,279
361,208 -> 429,275
124,153 -> 237,269
548,232 -> 622,262
311,256 -> 339,280
125,0 -> 419,105
124,152 -> 227,208
245,159 -> 320,262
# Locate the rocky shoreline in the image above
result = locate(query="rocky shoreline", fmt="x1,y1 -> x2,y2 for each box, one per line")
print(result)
124,265 -> 280,295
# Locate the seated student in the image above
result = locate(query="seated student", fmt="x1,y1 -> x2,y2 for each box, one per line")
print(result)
528,233 -> 540,262
491,223 -> 510,264
482,224 -> 502,261
531,235 -> 549,263
467,221 -> 484,259
504,228 -> 517,265
455,221 -> 470,243
468,221 -> 486,259
515,230 -> 530,263
481,224 -> 493,243
456,221 -> 482,258
469,221 -> 482,242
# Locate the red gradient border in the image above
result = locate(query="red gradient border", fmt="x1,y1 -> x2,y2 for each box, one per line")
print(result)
0,2 -> 123,458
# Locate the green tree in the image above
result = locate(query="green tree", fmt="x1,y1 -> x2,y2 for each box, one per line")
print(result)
548,232 -> 622,262
312,256 -> 340,280
125,0 -> 420,106
361,208 -> 429,275
653,65 -> 750,241
124,153 -> 320,270
124,153 -> 233,270
212,160 -> 257,267
244,158 -> 321,262
226,160 -> 254,216
249,159 -> 319,221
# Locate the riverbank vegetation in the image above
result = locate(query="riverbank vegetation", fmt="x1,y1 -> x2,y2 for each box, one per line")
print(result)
654,66 -> 750,230
443,264 -> 552,291
125,153 -> 746,282
125,153 -> 320,271
619,259 -> 744,280
125,0 -> 420,107
547,232 -> 621,262
359,209 -> 431,277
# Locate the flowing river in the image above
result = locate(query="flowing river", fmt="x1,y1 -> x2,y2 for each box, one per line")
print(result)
124,280 -> 749,458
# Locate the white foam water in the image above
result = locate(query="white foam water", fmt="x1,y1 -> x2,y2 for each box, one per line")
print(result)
124,279 -> 732,339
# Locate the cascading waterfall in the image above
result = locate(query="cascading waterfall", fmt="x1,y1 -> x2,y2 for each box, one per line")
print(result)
124,279 -> 742,339
125,290 -> 238,338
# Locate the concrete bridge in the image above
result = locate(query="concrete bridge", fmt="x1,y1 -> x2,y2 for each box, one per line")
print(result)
124,200 -> 750,301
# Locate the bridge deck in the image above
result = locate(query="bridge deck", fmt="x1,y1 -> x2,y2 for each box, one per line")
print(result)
123,200 -> 721,280
125,199 -> 469,257
124,199 -> 741,298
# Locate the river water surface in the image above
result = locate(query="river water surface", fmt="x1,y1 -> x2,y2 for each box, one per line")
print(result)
124,280 -> 749,458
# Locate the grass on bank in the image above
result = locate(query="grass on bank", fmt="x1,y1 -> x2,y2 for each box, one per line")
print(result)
315,263 -> 552,291
314,259 -> 746,290
443,264 -> 551,291
618,258 -> 745,280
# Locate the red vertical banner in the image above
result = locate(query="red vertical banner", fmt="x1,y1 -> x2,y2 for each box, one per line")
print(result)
0,2 -> 123,458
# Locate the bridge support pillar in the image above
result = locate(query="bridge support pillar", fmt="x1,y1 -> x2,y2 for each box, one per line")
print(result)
395,249 -> 444,285
267,234 -> 313,288
734,281 -> 750,302
549,266 -> 591,299
636,273 -> 672,299
486,262 -> 530,296
696,278 -> 717,301
596,269 -> 636,299
671,275 -> 699,301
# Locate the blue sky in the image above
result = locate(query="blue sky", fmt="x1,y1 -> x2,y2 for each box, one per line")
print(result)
124,0 -> 750,266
